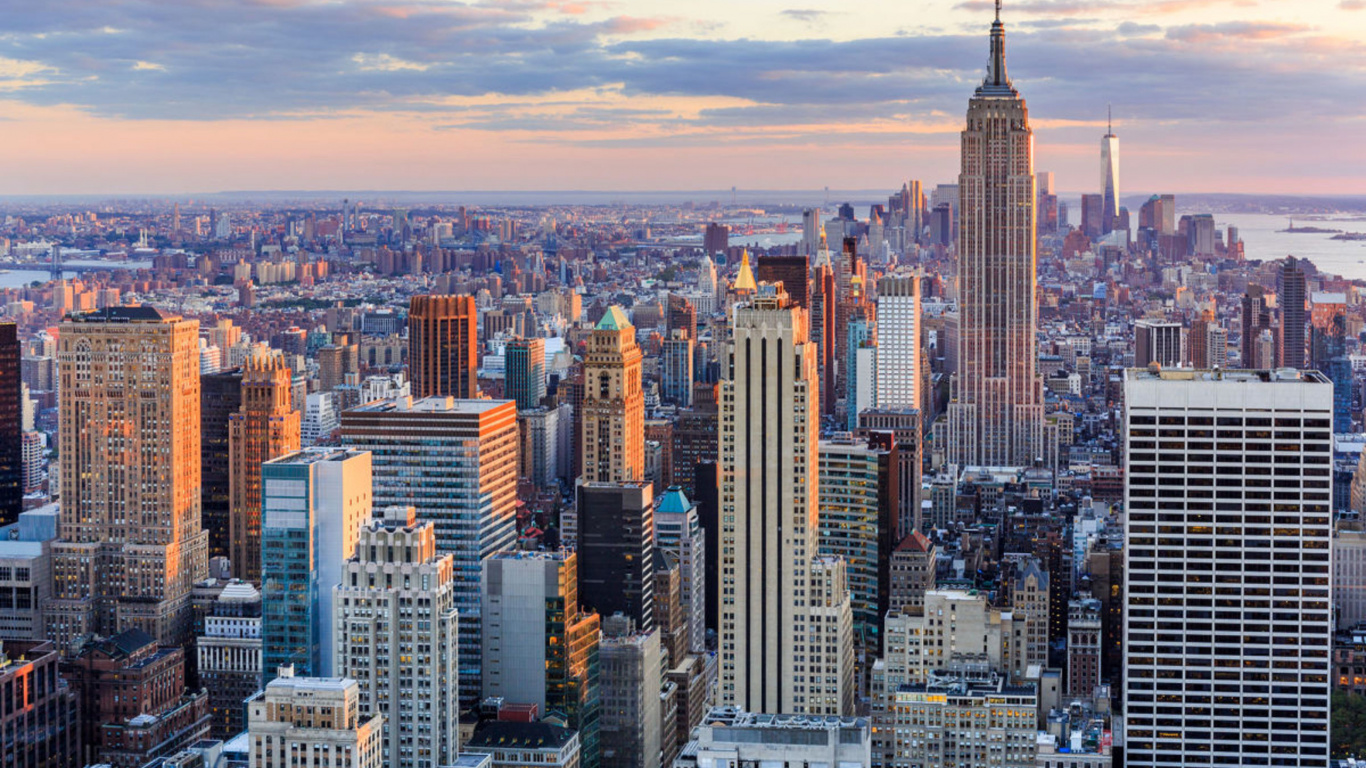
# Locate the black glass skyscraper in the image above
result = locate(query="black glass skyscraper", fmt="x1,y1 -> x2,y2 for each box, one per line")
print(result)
0,323 -> 19,524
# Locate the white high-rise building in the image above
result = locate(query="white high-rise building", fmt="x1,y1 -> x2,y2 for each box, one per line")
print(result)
334,506 -> 460,768
302,391 -> 338,446
875,274 -> 922,412
801,208 -> 822,257
655,486 -> 706,654
697,253 -> 718,301
719,283 -> 854,715
1101,108 -> 1120,235
1122,368 -> 1332,767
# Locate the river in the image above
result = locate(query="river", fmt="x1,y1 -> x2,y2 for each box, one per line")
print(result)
0,260 -> 154,290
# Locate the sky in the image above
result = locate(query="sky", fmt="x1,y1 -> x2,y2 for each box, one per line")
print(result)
1,0 -> 1364,197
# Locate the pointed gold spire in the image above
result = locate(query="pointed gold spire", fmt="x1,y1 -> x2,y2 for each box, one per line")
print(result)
733,249 -> 757,293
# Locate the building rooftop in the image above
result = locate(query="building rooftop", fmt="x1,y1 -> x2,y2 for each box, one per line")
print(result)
218,580 -> 261,603
895,531 -> 934,554
267,447 -> 367,465
656,486 -> 694,515
347,396 -> 513,415
80,627 -> 157,662
265,673 -> 355,694
66,305 -> 179,323
448,754 -> 494,768
488,549 -> 568,562
595,305 -> 630,332
899,668 -> 1036,699
1126,367 -> 1330,384
466,721 -> 577,751
699,706 -> 867,731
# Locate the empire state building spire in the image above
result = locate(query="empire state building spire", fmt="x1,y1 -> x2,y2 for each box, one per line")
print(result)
980,0 -> 1014,95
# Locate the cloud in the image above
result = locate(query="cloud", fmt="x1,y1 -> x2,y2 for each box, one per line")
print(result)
781,9 -> 828,23
1342,0 -> 1365,9
957,0 -> 1253,15
0,0 -> 1362,160
1165,21 -> 1309,42
0,57 -> 52,79
600,16 -> 672,34
1116,21 -> 1162,35
351,53 -> 431,72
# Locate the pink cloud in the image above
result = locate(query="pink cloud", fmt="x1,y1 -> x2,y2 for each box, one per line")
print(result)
1165,21 -> 1309,43
957,0 -> 1256,15
601,16 -> 671,34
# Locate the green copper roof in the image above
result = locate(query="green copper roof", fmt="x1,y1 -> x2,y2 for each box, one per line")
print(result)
596,305 -> 630,331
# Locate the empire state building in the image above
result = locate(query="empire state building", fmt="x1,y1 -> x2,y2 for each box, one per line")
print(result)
947,3 -> 1045,468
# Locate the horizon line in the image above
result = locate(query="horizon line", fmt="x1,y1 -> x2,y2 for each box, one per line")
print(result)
2,189 -> 1365,202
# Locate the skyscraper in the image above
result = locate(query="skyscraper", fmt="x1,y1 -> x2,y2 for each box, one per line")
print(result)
408,295 -> 478,400
755,254 -> 809,309
47,307 -> 209,652
201,368 -> 243,559
661,330 -> 695,408
1080,193 -> 1104,239
947,7 -> 1045,469
697,253 -> 718,301
319,342 -> 359,391
1122,368 -> 1331,766
833,237 -> 867,400
719,283 -> 854,715
654,486 -> 706,654
581,306 -> 645,483
810,248 -> 837,416
1133,320 -> 1182,369
1101,107 -> 1120,235
1196,308 -> 1228,370
598,616 -> 663,768
197,580 -> 264,739
1241,287 -> 1275,368
482,550 -> 601,767
0,322 -> 21,526
846,305 -> 876,431
875,274 -> 922,412
505,336 -> 547,411
341,396 -> 518,706
260,448 -> 371,681
1279,256 -> 1307,369
229,352 -> 301,582
818,434 -> 899,653
667,293 -> 697,341
334,506 -> 460,768
577,481 -> 655,631
801,208 -> 822,257
703,222 -> 729,255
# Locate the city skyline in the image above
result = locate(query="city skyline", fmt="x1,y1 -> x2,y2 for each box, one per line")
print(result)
1,0 -> 1364,196
2,0 -> 1363,764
